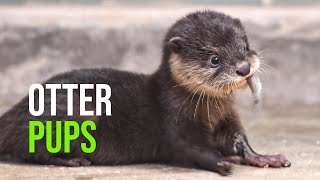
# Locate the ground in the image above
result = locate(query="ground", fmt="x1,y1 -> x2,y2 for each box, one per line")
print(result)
0,4 -> 319,180
1,110 -> 319,180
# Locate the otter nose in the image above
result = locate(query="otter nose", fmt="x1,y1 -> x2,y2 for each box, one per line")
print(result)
236,63 -> 250,76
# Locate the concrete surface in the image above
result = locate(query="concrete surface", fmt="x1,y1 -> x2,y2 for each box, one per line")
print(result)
1,112 -> 320,180
0,4 -> 319,180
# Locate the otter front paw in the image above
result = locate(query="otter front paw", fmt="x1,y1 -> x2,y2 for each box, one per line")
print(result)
244,154 -> 291,168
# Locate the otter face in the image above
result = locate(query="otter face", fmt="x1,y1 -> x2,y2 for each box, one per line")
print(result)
165,11 -> 260,97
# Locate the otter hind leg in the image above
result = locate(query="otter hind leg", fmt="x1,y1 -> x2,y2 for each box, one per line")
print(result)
193,153 -> 233,176
170,146 -> 233,176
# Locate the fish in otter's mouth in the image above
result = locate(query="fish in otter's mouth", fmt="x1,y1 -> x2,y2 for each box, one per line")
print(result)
247,75 -> 262,104
231,75 -> 262,104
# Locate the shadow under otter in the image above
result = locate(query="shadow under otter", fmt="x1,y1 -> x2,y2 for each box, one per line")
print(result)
0,10 -> 290,175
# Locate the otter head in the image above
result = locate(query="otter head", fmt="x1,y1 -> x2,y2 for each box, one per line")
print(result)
163,11 -> 260,98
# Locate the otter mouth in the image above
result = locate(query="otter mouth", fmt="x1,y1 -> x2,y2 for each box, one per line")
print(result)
233,78 -> 248,89
225,74 -> 261,104
229,74 -> 255,91
229,74 -> 262,103
221,78 -> 247,95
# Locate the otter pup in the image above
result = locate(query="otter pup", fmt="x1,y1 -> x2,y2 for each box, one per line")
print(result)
0,11 -> 290,175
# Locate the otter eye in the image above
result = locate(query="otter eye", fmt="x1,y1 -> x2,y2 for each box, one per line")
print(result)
210,56 -> 220,67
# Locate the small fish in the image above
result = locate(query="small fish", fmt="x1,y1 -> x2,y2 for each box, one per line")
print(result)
247,75 -> 262,105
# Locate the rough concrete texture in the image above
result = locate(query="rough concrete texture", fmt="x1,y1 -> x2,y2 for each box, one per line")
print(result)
0,4 -> 319,180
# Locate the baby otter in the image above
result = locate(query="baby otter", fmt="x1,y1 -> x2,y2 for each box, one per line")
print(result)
0,10 -> 290,175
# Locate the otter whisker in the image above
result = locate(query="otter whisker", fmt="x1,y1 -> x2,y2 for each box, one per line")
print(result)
213,97 -> 223,117
201,89 -> 206,105
259,62 -> 278,73
219,92 -> 228,112
257,65 -> 270,73
206,93 -> 213,130
255,69 -> 268,81
193,90 -> 204,121
191,85 -> 202,103
255,68 -> 265,75
176,85 -> 200,124
172,81 -> 195,88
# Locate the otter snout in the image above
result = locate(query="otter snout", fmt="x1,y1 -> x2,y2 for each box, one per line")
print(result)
236,62 -> 250,76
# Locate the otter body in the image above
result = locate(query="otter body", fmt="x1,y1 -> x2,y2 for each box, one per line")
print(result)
0,69 -> 162,165
0,11 -> 290,175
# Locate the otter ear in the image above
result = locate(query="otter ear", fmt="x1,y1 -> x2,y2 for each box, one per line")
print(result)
168,37 -> 184,53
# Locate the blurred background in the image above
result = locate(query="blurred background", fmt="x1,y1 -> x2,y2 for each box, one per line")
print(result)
0,0 -> 319,179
